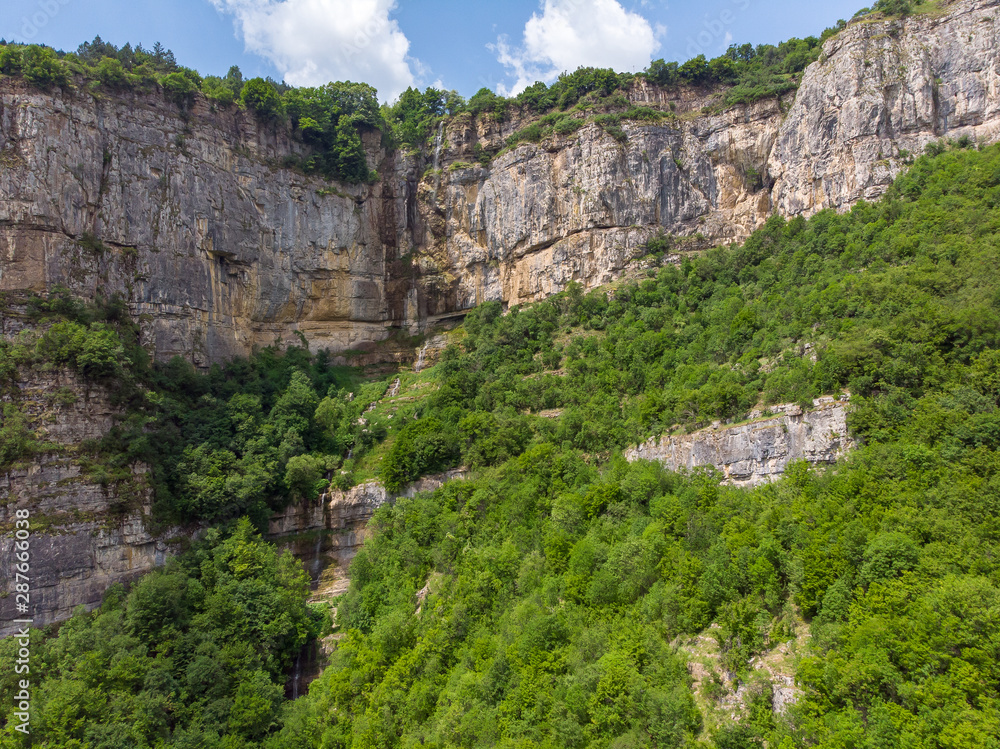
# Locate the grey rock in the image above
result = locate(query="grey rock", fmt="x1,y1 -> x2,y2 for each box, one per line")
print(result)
0,371 -> 187,636
3,0 -> 999,361
625,399 -> 853,486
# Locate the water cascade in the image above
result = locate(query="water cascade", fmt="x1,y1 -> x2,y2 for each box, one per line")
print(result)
431,120 -> 444,201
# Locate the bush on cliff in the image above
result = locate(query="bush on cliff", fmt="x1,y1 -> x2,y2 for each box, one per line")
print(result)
241,77 -> 284,120
20,45 -> 67,88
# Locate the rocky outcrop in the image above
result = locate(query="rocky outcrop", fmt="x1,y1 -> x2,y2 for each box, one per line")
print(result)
414,96 -> 782,309
0,371 -> 188,637
0,81 -> 417,365
625,398 -> 853,486
1,0 -> 995,636
417,0 -> 1000,309
770,0 -> 1000,214
268,469 -> 467,597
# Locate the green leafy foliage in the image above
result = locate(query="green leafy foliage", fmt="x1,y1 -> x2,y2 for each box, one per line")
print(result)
19,44 -> 68,88
241,77 -> 284,120
384,86 -> 463,149
646,29 -> 844,107
379,417 -> 460,492
264,143 -> 1000,747
282,81 -> 383,182
0,520 -> 324,748
2,77 -> 1000,749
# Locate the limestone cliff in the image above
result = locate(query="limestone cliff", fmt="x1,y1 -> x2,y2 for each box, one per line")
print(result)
0,371 -> 188,637
2,0 -> 999,362
625,398 -> 853,486
268,469 -> 467,598
417,0 -> 1000,309
770,0 -> 1000,215
0,80 -> 417,364
2,0 -> 997,634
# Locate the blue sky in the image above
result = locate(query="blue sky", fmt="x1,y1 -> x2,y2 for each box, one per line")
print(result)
3,0 -> 864,101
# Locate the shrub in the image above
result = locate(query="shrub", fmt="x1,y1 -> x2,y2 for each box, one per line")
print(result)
507,123 -> 545,148
379,417 -> 460,492
241,78 -> 283,120
21,45 -> 67,88
0,45 -> 23,75
76,324 -> 126,378
161,71 -> 197,107
35,321 -> 87,365
0,404 -> 37,469
553,115 -> 584,135
285,453 -> 329,499
95,56 -> 128,88
201,76 -> 235,106
872,0 -> 913,15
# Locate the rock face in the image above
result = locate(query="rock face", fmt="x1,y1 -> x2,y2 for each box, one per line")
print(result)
0,81 -> 417,365
0,371 -> 188,637
417,0 -> 1000,310
3,0 -> 1000,362
1,0 -> 996,634
268,469 -> 466,597
770,0 -> 1000,215
625,398 -> 853,487
415,96 -> 782,310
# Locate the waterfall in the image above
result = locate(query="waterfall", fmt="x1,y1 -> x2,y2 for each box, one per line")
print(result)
415,343 -> 429,373
431,120 -> 444,201
291,650 -> 302,700
387,377 -> 401,397
310,532 -> 324,586
432,120 -> 444,171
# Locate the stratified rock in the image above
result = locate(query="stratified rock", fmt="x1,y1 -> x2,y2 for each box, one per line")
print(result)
268,469 -> 467,595
770,0 -> 1000,215
0,371 -> 188,636
2,0 -> 999,361
0,82 -> 414,364
625,399 -> 853,486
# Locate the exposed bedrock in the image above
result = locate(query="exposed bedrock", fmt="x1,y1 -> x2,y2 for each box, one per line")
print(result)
625,398 -> 854,487
2,0 -> 998,361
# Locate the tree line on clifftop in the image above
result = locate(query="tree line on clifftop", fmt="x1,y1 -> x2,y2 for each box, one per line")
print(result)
3,2 -> 933,184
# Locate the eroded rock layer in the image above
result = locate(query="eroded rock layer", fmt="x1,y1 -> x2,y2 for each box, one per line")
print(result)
0,372 -> 188,637
625,399 -> 853,486
268,469 -> 468,598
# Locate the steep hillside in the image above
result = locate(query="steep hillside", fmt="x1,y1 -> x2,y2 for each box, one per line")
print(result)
1,4 -> 1000,745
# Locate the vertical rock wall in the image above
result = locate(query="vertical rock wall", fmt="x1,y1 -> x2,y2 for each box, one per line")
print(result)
0,371 -> 189,637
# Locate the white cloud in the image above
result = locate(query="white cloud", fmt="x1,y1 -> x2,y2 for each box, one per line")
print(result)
211,0 -> 416,102
492,0 -> 661,95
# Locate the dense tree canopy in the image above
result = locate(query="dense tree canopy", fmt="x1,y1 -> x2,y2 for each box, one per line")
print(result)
0,520 -> 325,748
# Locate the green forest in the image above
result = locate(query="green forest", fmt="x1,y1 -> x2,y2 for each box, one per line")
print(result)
1,135 -> 1000,746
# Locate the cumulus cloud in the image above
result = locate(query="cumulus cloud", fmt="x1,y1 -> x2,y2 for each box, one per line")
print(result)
492,0 -> 661,95
211,0 -> 416,101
